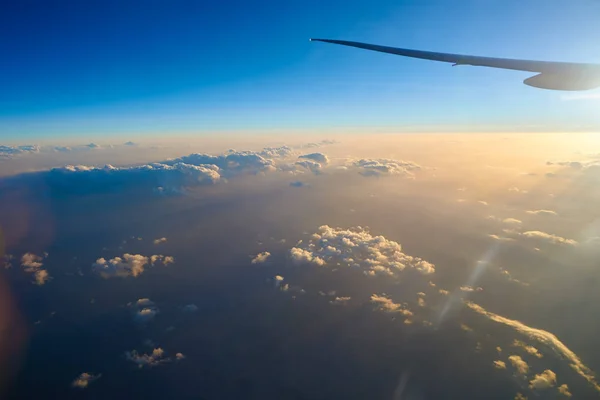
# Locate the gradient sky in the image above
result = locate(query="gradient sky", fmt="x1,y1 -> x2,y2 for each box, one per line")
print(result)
2,0 -> 600,141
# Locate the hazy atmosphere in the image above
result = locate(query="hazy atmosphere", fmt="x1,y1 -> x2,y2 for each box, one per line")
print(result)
2,134 -> 600,399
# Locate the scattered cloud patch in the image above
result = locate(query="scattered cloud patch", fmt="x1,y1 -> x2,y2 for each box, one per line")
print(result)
251,251 -> 271,264
520,231 -> 577,246
508,355 -> 530,375
513,340 -> 543,358
126,348 -> 171,368
526,210 -> 558,217
558,384 -> 572,397
153,237 -> 167,245
494,360 -> 507,370
21,253 -> 51,285
330,296 -> 351,305
71,373 -> 101,389
529,369 -> 557,390
467,302 -> 600,392
370,294 -> 413,316
289,225 -> 434,277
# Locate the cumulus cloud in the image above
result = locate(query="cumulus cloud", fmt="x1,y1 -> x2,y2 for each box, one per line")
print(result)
21,253 -> 51,285
508,355 -> 530,375
526,210 -> 558,217
125,348 -> 172,368
251,251 -> 271,264
298,153 -> 329,164
466,302 -> 600,392
71,372 -> 101,389
350,158 -> 421,177
513,340 -> 543,358
295,160 -> 323,175
93,254 -> 149,278
370,294 -> 413,316
529,369 -> 557,390
289,225 -> 434,278
130,298 -> 159,324
558,384 -> 572,397
153,237 -> 167,245
520,231 -> 577,246
493,360 -> 507,370
93,253 -> 174,278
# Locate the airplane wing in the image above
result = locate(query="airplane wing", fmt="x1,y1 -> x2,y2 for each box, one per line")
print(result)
310,38 -> 600,91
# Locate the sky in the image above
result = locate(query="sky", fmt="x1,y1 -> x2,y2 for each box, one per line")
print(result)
2,0 -> 600,141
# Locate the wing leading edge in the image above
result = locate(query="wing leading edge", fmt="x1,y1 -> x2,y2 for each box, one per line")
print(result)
310,38 -> 600,91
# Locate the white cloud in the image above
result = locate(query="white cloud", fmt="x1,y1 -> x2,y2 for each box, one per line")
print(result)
251,251 -> 271,264
295,160 -> 323,175
175,352 -> 186,360
370,294 -> 413,316
503,218 -> 522,226
493,360 -> 507,370
478,201 -> 489,206
135,308 -> 159,324
298,152 -> 329,164
330,296 -> 351,305
289,225 -> 434,278
488,234 -> 515,242
558,384 -> 572,397
526,210 -> 558,217
467,302 -> 600,392
71,372 -> 101,389
508,355 -> 529,375
153,237 -> 167,245
520,231 -> 577,246
350,158 -> 421,177
20,253 -> 51,285
93,253 -> 174,278
529,369 -> 557,390
0,145 -> 40,159
93,254 -> 149,278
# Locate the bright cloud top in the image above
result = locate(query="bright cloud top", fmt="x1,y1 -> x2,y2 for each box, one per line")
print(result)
93,253 -> 174,278
350,158 -> 421,177
71,372 -> 101,389
21,253 -> 51,285
289,225 -> 435,277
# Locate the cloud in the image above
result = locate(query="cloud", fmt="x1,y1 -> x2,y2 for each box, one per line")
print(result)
558,384 -> 572,397
93,253 -> 174,278
370,294 -> 413,316
298,153 -> 329,164
289,225 -> 434,277
514,393 -> 527,400
529,369 -> 557,390
0,145 -> 40,159
520,231 -> 577,246
130,298 -> 159,324
153,237 -> 167,245
488,234 -> 515,242
503,218 -> 522,226
295,160 -> 323,175
71,373 -> 101,389
21,253 -> 51,285
182,304 -> 198,313
513,340 -> 543,358
251,251 -> 271,264
273,275 -> 285,288
508,355 -> 530,375
125,348 -> 171,368
330,296 -> 351,305
526,210 -> 558,217
175,352 -> 186,360
466,302 -> 600,392
493,360 -> 507,370
350,158 -> 421,177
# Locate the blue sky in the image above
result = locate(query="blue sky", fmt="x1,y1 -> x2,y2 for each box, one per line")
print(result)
2,0 -> 600,141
